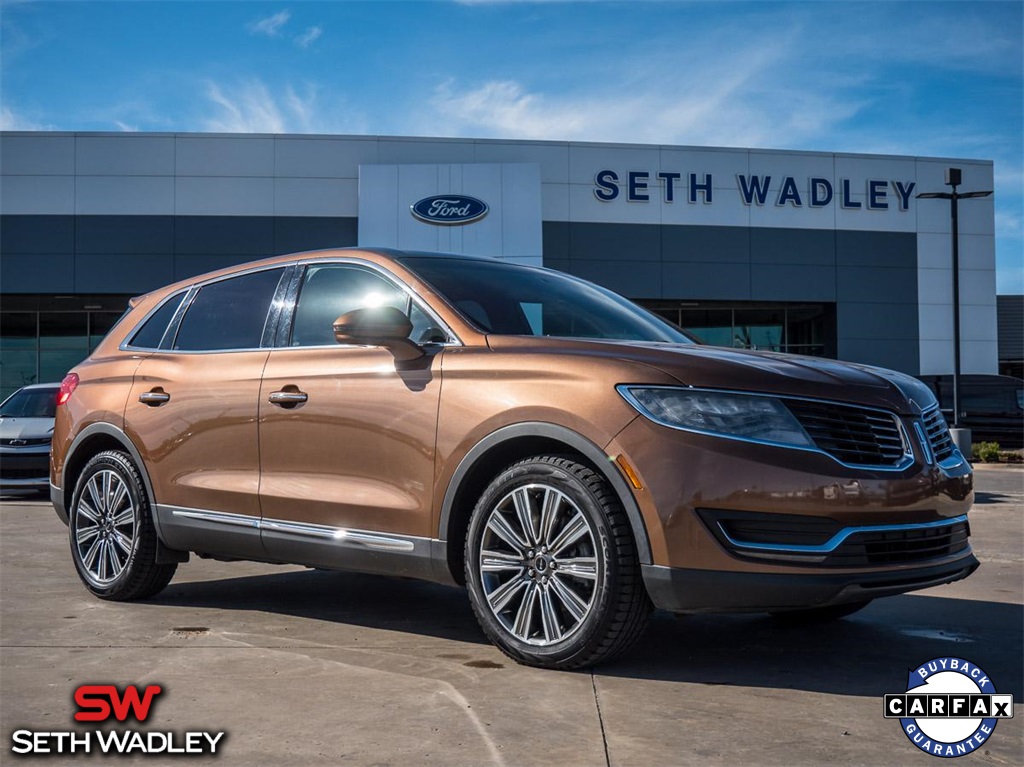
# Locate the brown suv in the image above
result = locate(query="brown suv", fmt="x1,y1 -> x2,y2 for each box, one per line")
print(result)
50,248 -> 977,669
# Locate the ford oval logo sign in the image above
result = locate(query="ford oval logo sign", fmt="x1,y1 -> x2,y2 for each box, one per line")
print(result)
411,195 -> 488,226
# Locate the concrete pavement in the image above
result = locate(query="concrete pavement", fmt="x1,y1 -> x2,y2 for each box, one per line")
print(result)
2,468 -> 1021,766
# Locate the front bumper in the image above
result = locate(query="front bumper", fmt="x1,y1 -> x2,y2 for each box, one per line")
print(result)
605,411 -> 977,611
642,552 -> 979,612
0,448 -> 51,491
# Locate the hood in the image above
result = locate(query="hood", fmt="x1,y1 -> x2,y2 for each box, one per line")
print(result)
0,417 -> 55,441
486,337 -> 937,415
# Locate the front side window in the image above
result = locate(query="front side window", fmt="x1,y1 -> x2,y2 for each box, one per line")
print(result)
290,264 -> 443,347
173,268 -> 285,352
399,256 -> 694,343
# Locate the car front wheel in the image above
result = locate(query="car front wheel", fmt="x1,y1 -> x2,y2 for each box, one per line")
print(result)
68,450 -> 176,600
465,455 -> 651,669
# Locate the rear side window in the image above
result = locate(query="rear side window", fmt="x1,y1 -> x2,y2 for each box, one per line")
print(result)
173,268 -> 285,352
128,293 -> 185,349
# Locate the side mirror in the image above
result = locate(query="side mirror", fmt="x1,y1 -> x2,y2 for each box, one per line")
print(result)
333,307 -> 423,360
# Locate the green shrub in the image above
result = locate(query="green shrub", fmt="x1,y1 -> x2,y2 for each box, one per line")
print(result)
971,442 -> 1001,462
999,451 -> 1023,464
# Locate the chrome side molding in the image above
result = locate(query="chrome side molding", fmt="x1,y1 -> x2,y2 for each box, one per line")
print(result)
161,505 -> 417,552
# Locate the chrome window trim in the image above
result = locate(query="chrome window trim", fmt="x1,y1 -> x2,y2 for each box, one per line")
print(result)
119,258 -> 462,355
119,288 -> 192,352
164,506 -> 419,552
717,514 -> 969,555
616,384 -> 916,472
261,265 -> 299,349
271,264 -> 306,348
170,266 -> 289,353
120,264 -> 290,354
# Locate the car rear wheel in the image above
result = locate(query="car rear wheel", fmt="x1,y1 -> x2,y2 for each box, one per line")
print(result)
769,599 -> 872,624
68,450 -> 176,600
465,455 -> 651,669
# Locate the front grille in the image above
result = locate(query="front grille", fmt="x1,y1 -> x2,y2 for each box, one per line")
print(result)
0,467 -> 48,480
825,520 -> 970,567
922,408 -> 955,463
0,437 -> 51,447
786,399 -> 906,467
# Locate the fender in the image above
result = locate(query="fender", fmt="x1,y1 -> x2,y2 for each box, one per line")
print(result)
55,422 -> 186,562
437,422 -> 653,565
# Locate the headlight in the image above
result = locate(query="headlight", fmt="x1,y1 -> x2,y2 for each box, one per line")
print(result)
617,386 -> 814,448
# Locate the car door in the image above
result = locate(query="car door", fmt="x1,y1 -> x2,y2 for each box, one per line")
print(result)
257,261 -> 448,570
124,265 -> 289,559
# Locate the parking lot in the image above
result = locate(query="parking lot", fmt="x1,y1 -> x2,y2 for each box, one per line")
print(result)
1,466 -> 1021,766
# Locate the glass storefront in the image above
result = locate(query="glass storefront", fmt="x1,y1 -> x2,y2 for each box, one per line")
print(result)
1,295 -> 129,399
642,301 -> 836,357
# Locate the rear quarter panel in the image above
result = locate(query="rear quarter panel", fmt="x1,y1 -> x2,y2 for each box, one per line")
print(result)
50,353 -> 146,488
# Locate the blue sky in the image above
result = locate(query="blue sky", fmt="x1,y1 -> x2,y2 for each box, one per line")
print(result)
2,0 -> 1021,291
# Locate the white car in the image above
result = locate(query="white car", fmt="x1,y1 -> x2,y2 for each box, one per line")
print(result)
0,383 -> 60,493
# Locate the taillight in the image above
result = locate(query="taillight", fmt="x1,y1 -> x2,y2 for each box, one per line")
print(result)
57,373 -> 79,406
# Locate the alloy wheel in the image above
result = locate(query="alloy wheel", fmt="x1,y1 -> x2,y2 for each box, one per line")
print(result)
478,483 -> 600,646
73,469 -> 137,586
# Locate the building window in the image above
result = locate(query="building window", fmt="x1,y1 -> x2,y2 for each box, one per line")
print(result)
641,301 -> 836,358
0,296 -> 132,399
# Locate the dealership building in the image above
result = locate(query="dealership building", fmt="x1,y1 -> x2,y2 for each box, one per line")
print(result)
0,131 -> 998,398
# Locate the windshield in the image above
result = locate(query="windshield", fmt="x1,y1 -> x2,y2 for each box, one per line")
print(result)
0,387 -> 59,418
400,257 -> 695,343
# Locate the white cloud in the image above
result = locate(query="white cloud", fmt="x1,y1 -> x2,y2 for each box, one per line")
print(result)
203,80 -> 287,132
419,15 -> 879,150
427,69 -> 866,150
247,10 -> 291,38
294,26 -> 322,48
0,105 -> 49,130
200,78 -> 366,134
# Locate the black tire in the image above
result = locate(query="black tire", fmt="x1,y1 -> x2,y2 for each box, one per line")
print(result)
68,450 -> 176,601
769,599 -> 872,624
465,455 -> 651,669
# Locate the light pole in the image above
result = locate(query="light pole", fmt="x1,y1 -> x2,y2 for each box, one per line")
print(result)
916,168 -> 993,445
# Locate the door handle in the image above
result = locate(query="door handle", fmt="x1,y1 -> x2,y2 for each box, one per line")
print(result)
139,389 -> 170,406
268,390 -> 308,407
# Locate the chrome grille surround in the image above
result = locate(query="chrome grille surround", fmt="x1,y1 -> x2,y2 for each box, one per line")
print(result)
785,398 -> 914,470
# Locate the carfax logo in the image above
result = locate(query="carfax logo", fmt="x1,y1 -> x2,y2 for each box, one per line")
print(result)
884,657 -> 1014,758
10,684 -> 226,756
